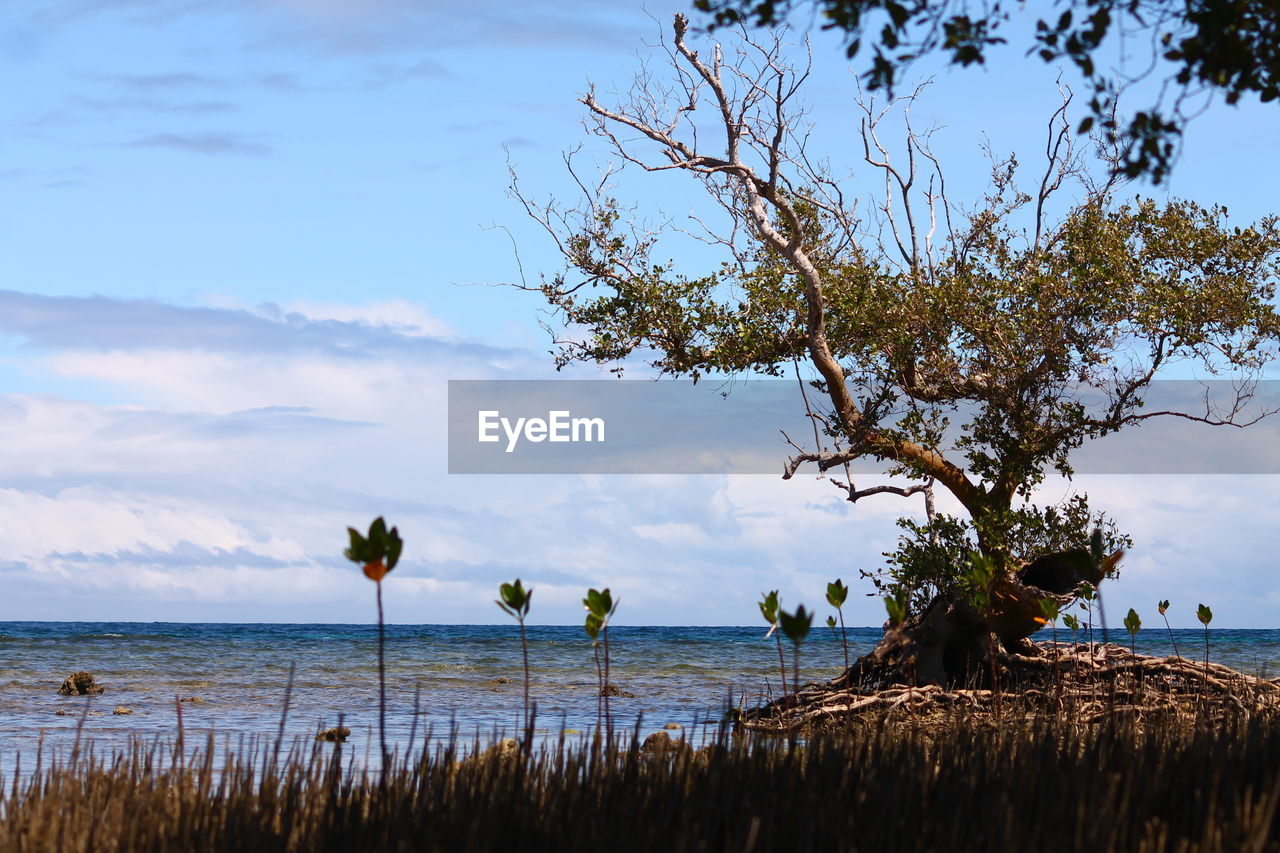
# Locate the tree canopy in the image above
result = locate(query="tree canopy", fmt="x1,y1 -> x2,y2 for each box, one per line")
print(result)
692,0 -> 1280,182
515,15 -> 1280,630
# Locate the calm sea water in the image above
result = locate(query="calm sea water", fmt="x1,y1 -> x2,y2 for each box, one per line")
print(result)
1,622 -> 1277,773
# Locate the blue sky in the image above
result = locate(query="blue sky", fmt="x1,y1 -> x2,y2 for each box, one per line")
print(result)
0,0 -> 1277,628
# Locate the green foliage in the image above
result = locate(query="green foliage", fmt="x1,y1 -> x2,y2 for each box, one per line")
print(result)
584,588 -> 618,622
496,579 -> 533,620
1124,608 -> 1142,644
873,496 -> 1131,616
1159,599 -> 1170,615
884,587 -> 909,628
584,612 -> 603,644
779,605 -> 813,645
691,0 -> 1280,181
1038,598 -> 1060,624
961,552 -> 998,613
1062,613 -> 1080,633
344,517 -> 403,581
826,579 -> 849,609
759,590 -> 781,633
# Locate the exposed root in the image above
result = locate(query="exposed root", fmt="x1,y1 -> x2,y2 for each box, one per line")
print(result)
741,642 -> 1280,734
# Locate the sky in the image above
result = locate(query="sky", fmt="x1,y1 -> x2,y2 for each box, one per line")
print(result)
0,0 -> 1278,628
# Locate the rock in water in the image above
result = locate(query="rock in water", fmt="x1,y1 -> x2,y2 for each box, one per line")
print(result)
58,672 -> 104,695
112,706 -> 132,715
482,738 -> 522,762
315,727 -> 351,743
641,731 -> 691,757
601,683 -> 636,698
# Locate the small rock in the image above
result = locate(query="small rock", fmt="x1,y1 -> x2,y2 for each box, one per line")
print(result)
58,671 -> 104,696
178,696 -> 203,704
601,683 -> 636,698
112,706 -> 133,716
315,726 -> 351,743
663,722 -> 682,730
481,738 -> 521,762
493,677 -> 511,684
640,731 -> 692,756
55,709 -> 68,716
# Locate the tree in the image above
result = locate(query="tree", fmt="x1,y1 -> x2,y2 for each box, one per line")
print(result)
512,15 -> 1280,686
693,0 -> 1280,182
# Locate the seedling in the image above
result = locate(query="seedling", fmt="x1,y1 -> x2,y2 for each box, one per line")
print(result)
759,590 -> 788,706
964,553 -> 1002,713
496,580 -> 533,742
826,579 -> 850,671
1039,598 -> 1062,705
584,611 -> 605,731
1123,608 -> 1141,657
1077,583 -> 1097,656
1157,600 -> 1181,659
344,517 -> 403,769
1090,528 -> 1110,646
1061,612 -> 1080,646
583,588 -> 619,731
884,583 -> 909,631
1197,603 -> 1213,674
779,605 -> 813,699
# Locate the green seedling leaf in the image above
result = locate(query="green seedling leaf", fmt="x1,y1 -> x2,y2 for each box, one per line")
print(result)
584,588 -> 616,619
1158,599 -> 1170,615
344,517 -> 402,582
826,615 -> 837,630
584,612 -> 602,644
1061,613 -> 1080,632
826,579 -> 848,609
1038,597 -> 1060,623
759,590 -> 780,628
1124,608 -> 1141,635
1197,603 -> 1213,625
884,585 -> 909,627
497,579 -> 532,619
385,533 -> 403,571
779,605 -> 813,645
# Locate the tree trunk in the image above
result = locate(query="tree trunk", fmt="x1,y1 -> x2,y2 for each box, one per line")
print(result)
844,563 -> 1089,689
844,592 -> 992,688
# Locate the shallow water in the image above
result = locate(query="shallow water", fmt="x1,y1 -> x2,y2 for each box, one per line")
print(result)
0,622 -> 1275,774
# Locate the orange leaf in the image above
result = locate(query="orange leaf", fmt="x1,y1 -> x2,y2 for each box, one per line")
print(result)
362,561 -> 388,582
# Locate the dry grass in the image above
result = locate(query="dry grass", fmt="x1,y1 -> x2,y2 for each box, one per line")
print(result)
3,707 -> 1280,852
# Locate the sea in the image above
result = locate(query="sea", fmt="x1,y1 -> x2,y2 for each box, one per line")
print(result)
1,622 -> 1277,775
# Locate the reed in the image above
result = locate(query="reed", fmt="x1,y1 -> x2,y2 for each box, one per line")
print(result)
4,712 -> 1280,852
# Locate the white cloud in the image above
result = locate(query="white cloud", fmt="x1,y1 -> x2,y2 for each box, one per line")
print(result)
0,290 -> 1277,628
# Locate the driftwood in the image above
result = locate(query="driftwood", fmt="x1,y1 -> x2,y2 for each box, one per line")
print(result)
742,641 -> 1280,734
